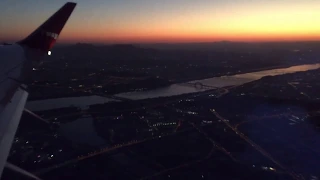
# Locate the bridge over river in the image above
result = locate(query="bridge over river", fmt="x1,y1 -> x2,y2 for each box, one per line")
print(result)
178,82 -> 218,90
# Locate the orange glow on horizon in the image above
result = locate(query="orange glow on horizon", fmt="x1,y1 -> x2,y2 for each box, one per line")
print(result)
57,1 -> 320,43
59,31 -> 320,44
2,1 -> 320,44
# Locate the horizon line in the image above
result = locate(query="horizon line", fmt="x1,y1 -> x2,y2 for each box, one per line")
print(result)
4,39 -> 320,45
54,40 -> 320,45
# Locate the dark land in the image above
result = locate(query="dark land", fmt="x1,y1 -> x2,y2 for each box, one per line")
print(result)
28,41 -> 320,100
3,42 -> 320,180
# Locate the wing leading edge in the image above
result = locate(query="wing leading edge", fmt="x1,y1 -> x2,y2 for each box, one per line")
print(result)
0,2 -> 77,179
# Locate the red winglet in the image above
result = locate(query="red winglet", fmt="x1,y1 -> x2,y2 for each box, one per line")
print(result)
18,2 -> 77,52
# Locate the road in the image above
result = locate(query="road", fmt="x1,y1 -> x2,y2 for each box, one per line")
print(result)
36,86 -> 235,176
35,128 -> 193,175
210,109 -> 304,180
234,112 -> 320,158
189,122 -> 237,161
24,108 -> 49,124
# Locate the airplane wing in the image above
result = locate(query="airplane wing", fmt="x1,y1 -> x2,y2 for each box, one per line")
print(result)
0,2 -> 77,179
0,77 -> 29,178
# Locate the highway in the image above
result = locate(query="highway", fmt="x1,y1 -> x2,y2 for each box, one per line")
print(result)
36,86 -> 235,176
139,113 -> 238,180
35,139 -> 146,175
189,122 -> 237,162
35,128 -> 193,176
210,109 -> 304,180
234,112 -> 320,159
24,108 -> 49,124
139,123 -> 217,180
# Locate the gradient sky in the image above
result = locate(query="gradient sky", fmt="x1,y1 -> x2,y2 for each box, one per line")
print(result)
1,0 -> 320,43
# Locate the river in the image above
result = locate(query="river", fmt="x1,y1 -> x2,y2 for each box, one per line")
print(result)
28,63 -> 320,149
26,95 -> 119,111
115,63 -> 320,100
26,63 -> 320,110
